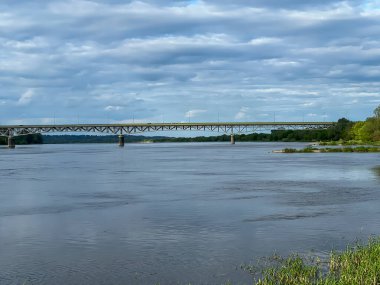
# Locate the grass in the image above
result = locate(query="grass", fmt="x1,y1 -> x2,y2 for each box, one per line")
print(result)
241,238 -> 380,285
280,146 -> 380,153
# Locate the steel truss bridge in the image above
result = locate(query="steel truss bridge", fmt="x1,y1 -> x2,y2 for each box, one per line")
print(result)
0,122 -> 335,148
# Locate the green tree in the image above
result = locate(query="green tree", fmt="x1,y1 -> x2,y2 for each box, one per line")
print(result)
374,105 -> 380,119
349,121 -> 365,141
354,105 -> 380,142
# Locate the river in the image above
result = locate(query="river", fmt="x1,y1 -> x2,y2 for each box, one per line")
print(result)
0,142 -> 379,284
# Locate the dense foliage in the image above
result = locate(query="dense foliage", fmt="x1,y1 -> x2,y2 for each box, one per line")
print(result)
348,106 -> 380,142
0,134 -> 43,145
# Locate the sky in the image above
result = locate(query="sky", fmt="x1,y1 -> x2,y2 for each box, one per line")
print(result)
1,0 -> 380,126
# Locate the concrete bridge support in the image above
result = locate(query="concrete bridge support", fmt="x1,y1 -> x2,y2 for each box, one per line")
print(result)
230,134 -> 235,145
118,135 -> 125,147
8,136 -> 15,149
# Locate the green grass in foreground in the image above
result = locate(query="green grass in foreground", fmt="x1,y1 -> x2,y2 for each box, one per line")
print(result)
242,238 -> 380,285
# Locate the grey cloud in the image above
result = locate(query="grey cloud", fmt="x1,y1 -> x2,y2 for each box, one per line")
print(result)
204,0 -> 362,9
82,0 -> 362,9
0,0 -> 379,125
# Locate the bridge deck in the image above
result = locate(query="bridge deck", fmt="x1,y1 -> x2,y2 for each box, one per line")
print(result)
0,122 -> 335,137
1,121 -> 335,128
0,122 -> 335,147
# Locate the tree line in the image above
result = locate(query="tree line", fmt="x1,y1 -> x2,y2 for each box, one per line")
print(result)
0,134 -> 43,145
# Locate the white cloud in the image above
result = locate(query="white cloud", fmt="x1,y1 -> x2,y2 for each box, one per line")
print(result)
235,107 -> 250,120
249,37 -> 281,46
2,37 -> 48,50
105,105 -> 124,111
185,109 -> 207,118
17,89 -> 35,105
302,102 -> 316,107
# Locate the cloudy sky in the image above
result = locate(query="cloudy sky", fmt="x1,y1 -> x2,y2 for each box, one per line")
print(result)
1,0 -> 380,125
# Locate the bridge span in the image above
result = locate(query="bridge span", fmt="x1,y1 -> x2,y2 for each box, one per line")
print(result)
0,122 -> 335,148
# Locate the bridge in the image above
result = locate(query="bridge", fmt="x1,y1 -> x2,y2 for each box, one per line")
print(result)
0,122 -> 335,148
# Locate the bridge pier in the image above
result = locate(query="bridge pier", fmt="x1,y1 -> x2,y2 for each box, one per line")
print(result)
230,134 -> 235,145
8,136 -> 15,149
118,135 -> 125,147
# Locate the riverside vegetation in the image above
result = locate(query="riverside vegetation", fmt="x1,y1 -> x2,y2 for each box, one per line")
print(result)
239,238 -> 380,285
0,133 -> 43,145
279,105 -> 380,153
281,146 -> 380,153
316,105 -> 380,146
